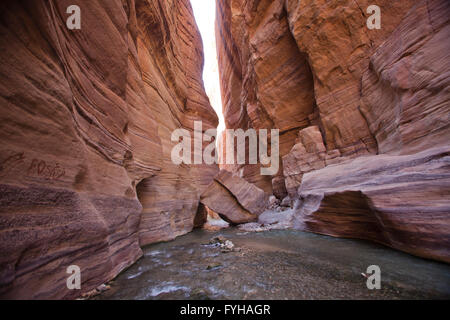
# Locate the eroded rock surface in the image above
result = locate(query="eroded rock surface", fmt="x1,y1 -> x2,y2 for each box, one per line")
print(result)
216,0 -> 417,194
216,0 -> 450,262
360,0 -> 450,154
0,0 -> 218,299
295,146 -> 450,263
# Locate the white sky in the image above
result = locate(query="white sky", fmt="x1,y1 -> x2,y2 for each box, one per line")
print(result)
190,0 -> 225,133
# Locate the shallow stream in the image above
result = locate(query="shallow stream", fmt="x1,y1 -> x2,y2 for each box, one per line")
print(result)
95,229 -> 450,300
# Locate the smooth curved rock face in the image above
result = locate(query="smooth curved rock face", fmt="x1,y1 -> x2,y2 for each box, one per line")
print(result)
216,0 -> 450,262
131,0 -> 219,246
360,0 -> 450,155
295,146 -> 450,263
0,0 -> 218,299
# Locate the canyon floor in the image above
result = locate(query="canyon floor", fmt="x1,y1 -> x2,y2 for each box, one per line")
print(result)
93,229 -> 450,300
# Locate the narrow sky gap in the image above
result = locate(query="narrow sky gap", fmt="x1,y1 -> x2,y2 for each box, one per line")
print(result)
190,0 -> 225,133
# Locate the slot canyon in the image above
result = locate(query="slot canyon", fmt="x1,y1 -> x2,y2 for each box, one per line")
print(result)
0,0 -> 449,300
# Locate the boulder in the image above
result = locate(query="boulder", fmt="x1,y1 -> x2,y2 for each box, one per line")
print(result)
280,196 -> 292,208
200,170 -> 268,224
200,179 -> 257,225
214,170 -> 268,215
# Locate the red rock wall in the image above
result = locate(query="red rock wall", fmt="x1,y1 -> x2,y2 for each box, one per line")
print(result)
360,0 -> 450,154
0,0 -> 218,299
216,0 -> 450,262
216,0 -> 419,194
216,0 -> 317,197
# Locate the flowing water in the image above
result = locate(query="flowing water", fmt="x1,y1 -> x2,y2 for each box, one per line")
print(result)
95,229 -> 450,300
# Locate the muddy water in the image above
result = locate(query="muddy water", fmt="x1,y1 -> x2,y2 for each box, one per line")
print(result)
95,229 -> 450,300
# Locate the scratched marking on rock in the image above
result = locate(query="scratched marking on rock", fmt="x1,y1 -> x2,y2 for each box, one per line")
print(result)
0,151 -> 65,180
27,159 -> 66,180
0,152 -> 26,178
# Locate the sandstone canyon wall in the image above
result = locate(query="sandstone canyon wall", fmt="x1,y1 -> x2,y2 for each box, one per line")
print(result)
0,0 -> 218,299
216,0 -> 450,262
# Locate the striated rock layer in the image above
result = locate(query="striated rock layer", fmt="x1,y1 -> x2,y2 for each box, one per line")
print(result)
0,0 -> 218,299
216,0 -> 450,262
296,146 -> 450,263
216,0 -> 416,194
